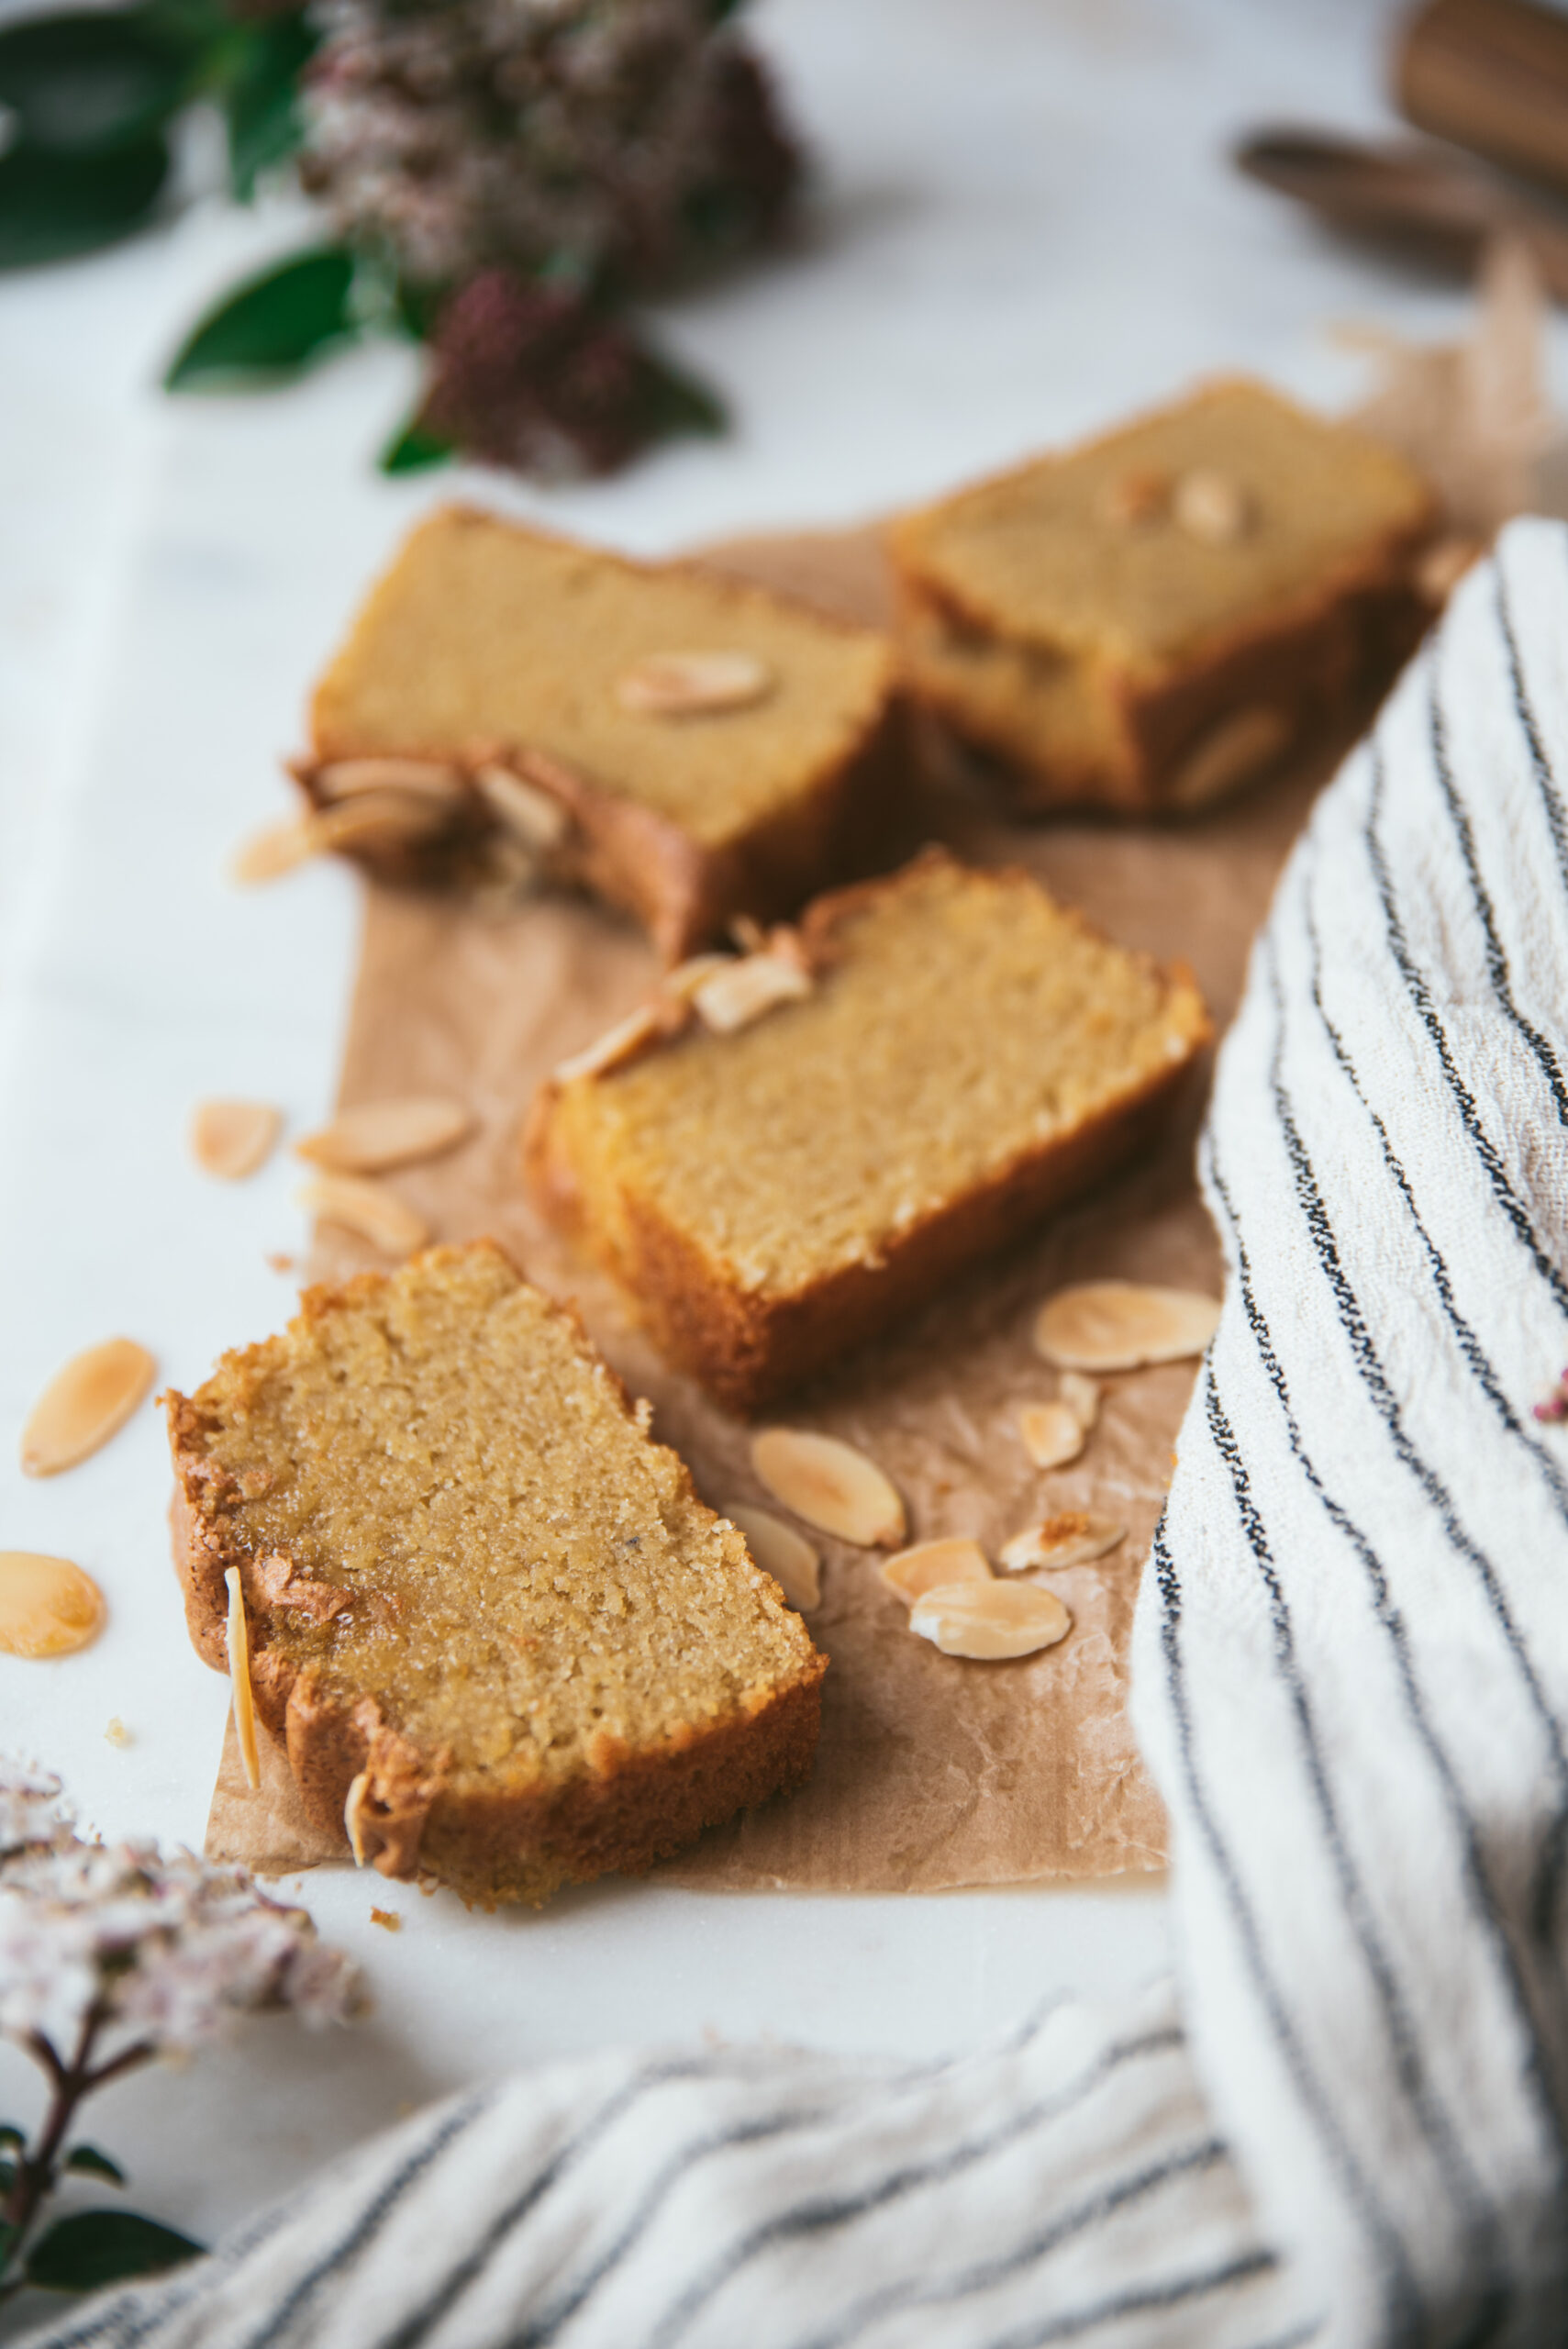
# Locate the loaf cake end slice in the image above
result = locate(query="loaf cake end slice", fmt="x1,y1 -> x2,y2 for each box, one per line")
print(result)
527,852 -> 1212,1411
166,1241 -> 826,1905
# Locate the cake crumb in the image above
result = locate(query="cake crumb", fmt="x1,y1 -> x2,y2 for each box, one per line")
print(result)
370,1907 -> 402,1932
266,1252 -> 296,1275
105,1717 -> 131,1747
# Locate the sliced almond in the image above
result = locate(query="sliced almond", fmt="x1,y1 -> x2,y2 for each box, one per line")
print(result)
314,758 -> 466,807
615,651 -> 773,718
881,1537 -> 992,1605
0,1553 -> 106,1658
1167,704 -> 1291,811
910,1579 -> 1072,1660
998,1512 -> 1127,1573
693,952 -> 812,1036
552,1003 -> 664,1084
225,1566 -> 260,1792
297,1173 -> 428,1257
313,791 -> 451,853
295,1096 -> 474,1174
190,1099 -> 283,1182
1173,467 -> 1251,544
751,1429 -> 906,1548
1018,1400 -> 1085,1471
662,953 -> 733,1006
724,1503 -> 821,1610
1060,1371 -> 1100,1431
230,815 -> 323,885
474,763 -> 570,850
344,1771 -> 372,1868
20,1339 -> 156,1477
1034,1280 -> 1221,1372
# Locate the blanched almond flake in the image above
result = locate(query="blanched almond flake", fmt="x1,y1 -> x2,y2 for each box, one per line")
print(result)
998,1513 -> 1127,1573
881,1537 -> 992,1604
297,1173 -> 428,1257
344,1771 -> 372,1868
315,758 -> 465,806
1018,1400 -> 1085,1471
474,763 -> 570,850
1167,704 -> 1291,810
662,953 -> 733,1005
191,1099 -> 283,1181
1034,1281 -> 1221,1372
1060,1371 -> 1100,1431
225,1566 -> 260,1792
20,1339 -> 156,1477
693,952 -> 812,1035
552,1003 -> 664,1084
724,1503 -> 821,1609
751,1429 -> 906,1548
615,650 -> 773,717
910,1579 -> 1072,1660
314,791 -> 452,852
0,1553 -> 106,1657
230,815 -> 323,885
296,1096 -> 474,1174
1173,467 -> 1251,544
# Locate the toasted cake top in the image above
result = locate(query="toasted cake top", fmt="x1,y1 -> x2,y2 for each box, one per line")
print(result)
548,853 -> 1211,1297
309,507 -> 895,848
168,1242 -> 818,1788
891,379 -> 1433,675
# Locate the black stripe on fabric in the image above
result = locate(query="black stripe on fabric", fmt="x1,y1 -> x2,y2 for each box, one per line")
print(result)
1427,646 -> 1568,1124
1491,560 -> 1568,907
1204,1147 -> 1568,2269
1202,1372 -> 1508,2318
1363,736 -> 1568,1317
786,2138 -> 1234,2349
982,2250 -> 1279,2349
1262,930 -> 1568,1942
1149,1521 -> 1422,2345
1301,870 -> 1568,1944
630,2027 -> 1187,2349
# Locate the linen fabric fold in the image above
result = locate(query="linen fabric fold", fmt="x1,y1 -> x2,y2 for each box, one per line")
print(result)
28,519 -> 1568,2349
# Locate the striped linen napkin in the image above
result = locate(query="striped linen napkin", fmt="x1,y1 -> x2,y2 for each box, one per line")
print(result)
27,517 -> 1568,2349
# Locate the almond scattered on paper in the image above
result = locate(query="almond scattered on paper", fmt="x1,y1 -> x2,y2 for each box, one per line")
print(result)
225,1566 -> 260,1792
1167,703 -> 1290,811
296,1097 -> 474,1174
297,1173 -> 428,1257
1018,1400 -> 1085,1471
909,1579 -> 1072,1660
998,1513 -> 1127,1573
750,1429 -> 906,1548
724,1502 -> 821,1610
692,952 -> 812,1035
1059,1371 -> 1100,1431
191,1099 -> 283,1181
0,1553 -> 106,1657
615,650 -> 773,718
880,1537 -> 992,1604
20,1339 -> 156,1477
1173,466 -> 1251,544
1034,1280 -> 1221,1372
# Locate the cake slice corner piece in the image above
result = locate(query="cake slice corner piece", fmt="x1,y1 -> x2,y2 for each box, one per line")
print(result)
165,1239 -> 826,1906
525,851 -> 1212,1413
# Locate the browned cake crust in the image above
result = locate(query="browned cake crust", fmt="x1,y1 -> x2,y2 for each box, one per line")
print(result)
525,854 -> 1213,1413
166,1248 -> 826,1903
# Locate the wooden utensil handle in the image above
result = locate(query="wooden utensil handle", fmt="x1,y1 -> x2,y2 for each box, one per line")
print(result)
1397,0 -> 1568,201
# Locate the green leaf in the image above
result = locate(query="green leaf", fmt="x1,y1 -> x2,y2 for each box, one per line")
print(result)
0,12 -> 189,156
642,348 -> 727,441
163,247 -> 358,389
26,2210 -> 204,2292
223,13 -> 317,202
0,135 -> 170,269
64,2144 -> 126,2186
0,2159 -> 14,2199
0,2124 -> 23,2154
378,414 -> 455,476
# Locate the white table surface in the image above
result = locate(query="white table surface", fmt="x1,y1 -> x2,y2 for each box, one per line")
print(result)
0,0 -> 1531,2268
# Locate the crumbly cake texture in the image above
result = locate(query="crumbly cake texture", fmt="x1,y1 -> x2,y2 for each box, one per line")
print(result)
889,378 -> 1435,816
527,852 -> 1212,1412
165,1242 -> 826,1905
303,506 -> 901,959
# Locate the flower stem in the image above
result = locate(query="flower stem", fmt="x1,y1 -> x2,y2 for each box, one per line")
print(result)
0,2009 -> 149,2294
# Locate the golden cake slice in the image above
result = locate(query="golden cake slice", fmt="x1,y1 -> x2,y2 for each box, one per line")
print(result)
296,507 -> 901,959
165,1242 -> 825,1905
526,851 -> 1211,1412
889,378 -> 1435,815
